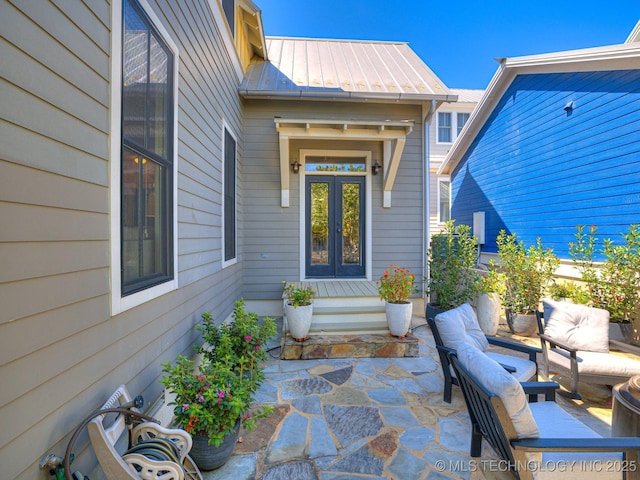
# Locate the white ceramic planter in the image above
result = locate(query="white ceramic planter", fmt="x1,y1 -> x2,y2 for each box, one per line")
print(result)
285,302 -> 313,341
385,301 -> 412,338
476,292 -> 501,336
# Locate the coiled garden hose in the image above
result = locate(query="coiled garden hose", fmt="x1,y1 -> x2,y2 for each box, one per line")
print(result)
63,408 -> 160,480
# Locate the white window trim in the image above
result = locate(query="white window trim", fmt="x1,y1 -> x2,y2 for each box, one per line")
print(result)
437,176 -> 451,224
298,149 -> 373,281
222,120 -> 238,268
436,111 -> 471,145
110,0 -> 179,315
206,0 -> 243,82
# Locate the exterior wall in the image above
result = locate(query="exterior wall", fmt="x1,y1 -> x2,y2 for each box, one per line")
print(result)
450,70 -> 640,258
428,99 -> 479,238
242,100 -> 426,300
1,1 -> 245,477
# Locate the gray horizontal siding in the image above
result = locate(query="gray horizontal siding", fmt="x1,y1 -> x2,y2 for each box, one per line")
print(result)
1,0 -> 248,477
451,70 -> 640,258
241,100 -> 425,300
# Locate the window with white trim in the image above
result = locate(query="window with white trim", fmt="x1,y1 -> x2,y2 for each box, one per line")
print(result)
222,0 -> 235,37
121,0 -> 174,295
438,178 -> 451,223
223,126 -> 237,265
437,112 -> 471,144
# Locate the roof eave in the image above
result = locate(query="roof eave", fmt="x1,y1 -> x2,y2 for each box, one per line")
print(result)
239,90 -> 458,103
438,43 -> 640,176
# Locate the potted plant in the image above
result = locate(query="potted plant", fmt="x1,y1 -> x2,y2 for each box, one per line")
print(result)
496,230 -> 559,336
569,224 -> 640,343
474,261 -> 505,335
378,264 -> 416,338
162,300 -> 275,470
282,281 -> 315,342
160,355 -> 273,470
197,300 -> 277,390
547,280 -> 590,304
426,220 -> 480,319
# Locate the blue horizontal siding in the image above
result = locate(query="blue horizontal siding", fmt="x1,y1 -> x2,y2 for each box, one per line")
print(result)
451,70 -> 640,259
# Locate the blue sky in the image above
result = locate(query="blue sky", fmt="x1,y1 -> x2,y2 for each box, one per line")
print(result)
260,1 -> 640,89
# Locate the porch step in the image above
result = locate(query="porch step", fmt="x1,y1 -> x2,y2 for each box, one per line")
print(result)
281,332 -> 420,360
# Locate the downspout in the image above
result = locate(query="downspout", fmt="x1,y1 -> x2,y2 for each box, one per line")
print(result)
422,100 -> 437,308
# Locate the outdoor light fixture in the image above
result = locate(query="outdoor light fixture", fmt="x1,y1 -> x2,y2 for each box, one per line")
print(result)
564,100 -> 575,112
371,161 -> 382,175
291,160 -> 302,174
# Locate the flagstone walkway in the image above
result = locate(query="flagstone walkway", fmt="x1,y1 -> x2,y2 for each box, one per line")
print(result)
202,316 -> 617,480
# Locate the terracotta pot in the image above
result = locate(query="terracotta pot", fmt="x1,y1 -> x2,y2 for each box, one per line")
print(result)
190,419 -> 240,470
386,301 -> 412,338
285,302 -> 313,341
505,309 -> 537,337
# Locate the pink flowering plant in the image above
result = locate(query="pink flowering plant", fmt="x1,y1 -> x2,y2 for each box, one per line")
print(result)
161,300 -> 276,445
378,264 -> 416,304
160,354 -> 272,446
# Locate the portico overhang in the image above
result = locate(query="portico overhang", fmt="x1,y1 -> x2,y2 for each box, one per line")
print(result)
274,117 -> 414,208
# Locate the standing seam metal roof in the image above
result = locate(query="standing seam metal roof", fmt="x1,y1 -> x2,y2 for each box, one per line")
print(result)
240,36 -> 455,102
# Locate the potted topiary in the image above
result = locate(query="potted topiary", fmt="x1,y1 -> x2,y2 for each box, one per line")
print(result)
496,230 -> 559,336
426,220 -> 481,319
377,264 -> 416,338
282,281 -> 315,342
569,224 -> 640,343
474,261 -> 505,335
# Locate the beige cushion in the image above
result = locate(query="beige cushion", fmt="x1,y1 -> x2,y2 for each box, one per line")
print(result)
434,303 -> 489,352
543,299 -> 609,353
457,342 -> 539,439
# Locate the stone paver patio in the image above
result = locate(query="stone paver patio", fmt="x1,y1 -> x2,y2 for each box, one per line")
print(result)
202,315 -> 618,480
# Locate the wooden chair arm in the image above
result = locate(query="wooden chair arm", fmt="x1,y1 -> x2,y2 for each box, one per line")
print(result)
513,436 -> 640,452
538,333 -> 578,354
521,381 -> 559,401
488,337 -> 541,362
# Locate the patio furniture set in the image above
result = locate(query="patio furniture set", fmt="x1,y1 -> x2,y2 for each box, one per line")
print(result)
429,299 -> 640,479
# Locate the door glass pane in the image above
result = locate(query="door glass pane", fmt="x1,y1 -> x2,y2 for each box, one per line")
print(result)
310,182 -> 329,265
341,183 -> 360,265
305,156 -> 366,172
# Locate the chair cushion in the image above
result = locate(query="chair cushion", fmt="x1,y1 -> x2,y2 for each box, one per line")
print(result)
486,352 -> 537,382
543,299 -> 610,353
457,343 -> 539,439
434,303 -> 489,352
528,402 -> 622,480
548,349 -> 640,377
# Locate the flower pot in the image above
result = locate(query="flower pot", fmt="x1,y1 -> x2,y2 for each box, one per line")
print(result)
505,309 -> 538,337
285,302 -> 313,341
610,321 -> 634,344
190,419 -> 240,470
385,301 -> 412,338
425,303 -> 448,321
476,293 -> 501,336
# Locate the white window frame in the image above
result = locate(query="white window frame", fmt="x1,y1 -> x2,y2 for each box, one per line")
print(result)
437,177 -> 451,224
222,120 -> 238,268
437,111 -> 471,144
110,0 -> 179,315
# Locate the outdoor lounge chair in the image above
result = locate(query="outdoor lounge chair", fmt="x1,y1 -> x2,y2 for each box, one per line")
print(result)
449,343 -> 640,480
428,303 -> 540,403
536,299 -> 640,399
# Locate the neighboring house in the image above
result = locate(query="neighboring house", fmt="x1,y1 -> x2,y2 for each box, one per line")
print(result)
438,29 -> 640,260
1,1 -> 457,477
428,88 -> 483,237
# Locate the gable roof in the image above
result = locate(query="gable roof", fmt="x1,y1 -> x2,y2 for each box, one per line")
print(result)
240,36 -> 456,102
449,88 -> 484,103
438,42 -> 640,175
626,19 -> 640,43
